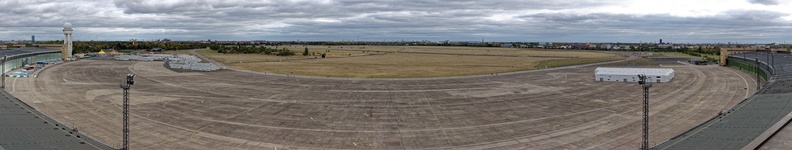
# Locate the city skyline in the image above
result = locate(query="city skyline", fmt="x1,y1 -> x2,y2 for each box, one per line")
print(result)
1,0 -> 792,43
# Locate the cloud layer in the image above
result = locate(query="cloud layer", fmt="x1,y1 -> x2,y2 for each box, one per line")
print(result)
1,0 -> 792,43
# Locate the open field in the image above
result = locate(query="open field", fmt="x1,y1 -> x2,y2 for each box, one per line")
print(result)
8,58 -> 756,149
200,46 -> 622,78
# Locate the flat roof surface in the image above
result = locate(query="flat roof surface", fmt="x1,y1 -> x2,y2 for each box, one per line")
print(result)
655,52 -> 792,150
0,47 -> 60,56
0,89 -> 112,150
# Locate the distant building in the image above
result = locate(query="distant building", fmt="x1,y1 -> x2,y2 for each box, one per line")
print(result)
31,35 -> 35,43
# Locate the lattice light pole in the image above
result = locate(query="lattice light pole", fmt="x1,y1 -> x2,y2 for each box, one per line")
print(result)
755,57 -> 760,90
1,55 -> 5,89
119,74 -> 135,150
767,48 -> 771,68
770,49 -> 775,70
638,74 -> 652,150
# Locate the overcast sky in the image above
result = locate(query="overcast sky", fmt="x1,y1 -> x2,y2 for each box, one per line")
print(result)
2,0 -> 792,43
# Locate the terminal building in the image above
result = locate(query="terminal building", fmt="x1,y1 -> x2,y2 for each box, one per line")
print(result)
594,67 -> 675,83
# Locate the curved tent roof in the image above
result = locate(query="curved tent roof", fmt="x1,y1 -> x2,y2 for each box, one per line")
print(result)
595,67 -> 674,76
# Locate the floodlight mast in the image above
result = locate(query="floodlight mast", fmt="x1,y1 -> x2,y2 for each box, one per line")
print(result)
1,55 -> 5,89
756,57 -> 760,90
770,48 -> 774,71
119,74 -> 134,150
637,74 -> 652,150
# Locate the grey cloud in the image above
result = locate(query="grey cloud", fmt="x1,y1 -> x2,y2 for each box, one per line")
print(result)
718,10 -> 786,21
516,10 -> 792,43
748,0 -> 780,5
1,0 -> 791,43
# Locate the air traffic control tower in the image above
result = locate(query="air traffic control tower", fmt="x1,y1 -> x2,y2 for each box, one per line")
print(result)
63,22 -> 73,61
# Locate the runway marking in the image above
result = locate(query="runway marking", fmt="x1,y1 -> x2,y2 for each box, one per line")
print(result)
730,68 -> 754,98
153,98 -> 636,134
10,77 -> 17,93
231,141 -> 249,150
416,82 -> 455,149
143,129 -> 194,149
162,99 -> 172,108
479,96 -> 535,148
23,76 -> 43,104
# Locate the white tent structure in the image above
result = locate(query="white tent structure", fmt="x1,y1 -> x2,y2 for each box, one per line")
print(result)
595,67 -> 675,83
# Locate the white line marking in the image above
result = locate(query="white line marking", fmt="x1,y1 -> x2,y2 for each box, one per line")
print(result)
11,77 -> 17,93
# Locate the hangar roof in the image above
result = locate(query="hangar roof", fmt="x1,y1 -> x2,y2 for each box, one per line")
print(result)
595,67 -> 674,76
0,47 -> 60,57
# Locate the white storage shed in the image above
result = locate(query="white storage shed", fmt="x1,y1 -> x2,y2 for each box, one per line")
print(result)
595,67 -> 675,83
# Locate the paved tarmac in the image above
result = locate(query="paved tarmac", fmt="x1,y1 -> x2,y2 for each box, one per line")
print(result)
5,54 -> 756,149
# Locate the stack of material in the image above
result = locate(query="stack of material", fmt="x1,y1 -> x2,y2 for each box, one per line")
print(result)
114,54 -> 223,72
167,54 -> 222,71
7,71 -> 28,78
169,62 -> 222,71
114,55 -> 142,61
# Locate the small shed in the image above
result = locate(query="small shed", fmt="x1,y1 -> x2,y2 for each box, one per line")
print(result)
595,67 -> 675,83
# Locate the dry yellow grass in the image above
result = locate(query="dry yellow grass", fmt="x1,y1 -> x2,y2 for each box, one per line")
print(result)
198,46 -> 622,78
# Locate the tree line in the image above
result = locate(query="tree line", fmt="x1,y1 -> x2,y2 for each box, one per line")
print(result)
208,45 -> 295,56
38,41 -> 212,53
